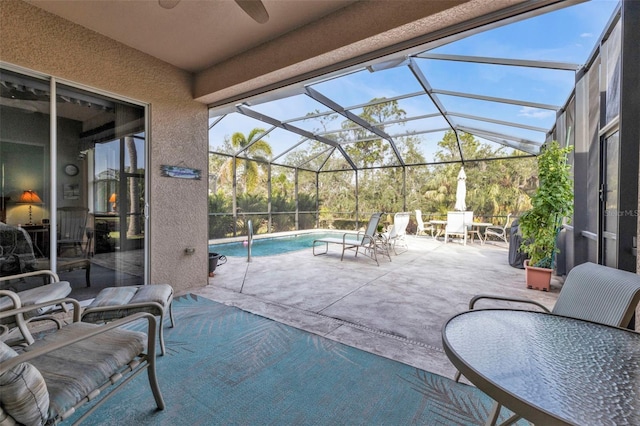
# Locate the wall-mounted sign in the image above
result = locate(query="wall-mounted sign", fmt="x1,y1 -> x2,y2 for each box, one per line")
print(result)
160,165 -> 201,180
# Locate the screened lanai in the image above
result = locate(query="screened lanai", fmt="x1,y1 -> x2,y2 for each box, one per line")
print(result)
207,0 -> 619,239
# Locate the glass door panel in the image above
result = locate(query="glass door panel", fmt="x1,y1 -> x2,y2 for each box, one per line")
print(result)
601,131 -> 619,267
56,83 -> 146,292
0,69 -> 50,282
0,68 -> 146,298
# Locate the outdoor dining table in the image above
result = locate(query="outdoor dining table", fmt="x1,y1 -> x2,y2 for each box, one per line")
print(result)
429,220 -> 447,239
442,309 -> 640,426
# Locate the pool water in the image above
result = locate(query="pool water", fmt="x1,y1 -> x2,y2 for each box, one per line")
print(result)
209,232 -> 346,257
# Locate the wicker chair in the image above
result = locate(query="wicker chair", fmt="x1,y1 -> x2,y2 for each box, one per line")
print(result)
0,223 -> 37,277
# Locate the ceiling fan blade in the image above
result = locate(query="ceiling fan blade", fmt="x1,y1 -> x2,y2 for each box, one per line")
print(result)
158,0 -> 181,10
235,0 -> 269,24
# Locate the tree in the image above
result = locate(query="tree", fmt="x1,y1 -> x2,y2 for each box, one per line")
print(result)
422,131 -> 536,218
343,98 -> 406,168
219,128 -> 272,194
125,136 -> 141,238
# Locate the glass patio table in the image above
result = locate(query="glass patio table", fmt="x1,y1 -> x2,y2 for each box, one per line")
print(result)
442,309 -> 640,426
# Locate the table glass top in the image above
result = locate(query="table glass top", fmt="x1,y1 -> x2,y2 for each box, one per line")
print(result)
444,310 -> 640,425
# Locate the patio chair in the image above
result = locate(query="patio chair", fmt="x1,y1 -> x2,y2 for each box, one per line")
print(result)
0,270 -> 72,345
444,211 -> 472,245
31,207 -> 92,287
414,210 -> 435,238
383,212 -> 411,254
57,206 -> 89,256
453,262 -> 640,382
313,212 -> 386,265
0,294 -> 164,425
484,213 -> 512,244
82,284 -> 176,356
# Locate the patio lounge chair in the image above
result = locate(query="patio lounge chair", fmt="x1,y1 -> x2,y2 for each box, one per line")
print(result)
0,270 -> 72,344
484,213 -> 512,244
383,212 -> 411,254
313,213 -> 385,265
453,262 -> 640,382
0,293 -> 164,425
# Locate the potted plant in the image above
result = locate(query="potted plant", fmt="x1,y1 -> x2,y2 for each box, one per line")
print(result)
519,140 -> 573,291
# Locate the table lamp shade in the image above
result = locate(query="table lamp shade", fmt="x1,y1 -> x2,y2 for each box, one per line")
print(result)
19,190 -> 42,204
109,193 -> 117,203
18,190 -> 42,225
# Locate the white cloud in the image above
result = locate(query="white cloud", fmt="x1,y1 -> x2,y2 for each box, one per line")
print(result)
518,107 -> 555,119
580,32 -> 593,38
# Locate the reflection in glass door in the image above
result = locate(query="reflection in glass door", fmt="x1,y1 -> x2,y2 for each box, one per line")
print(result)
0,69 -> 51,285
1,67 -> 147,299
81,101 -> 146,291
601,130 -> 619,267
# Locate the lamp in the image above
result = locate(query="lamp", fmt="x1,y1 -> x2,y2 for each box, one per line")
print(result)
109,192 -> 117,212
18,190 -> 42,225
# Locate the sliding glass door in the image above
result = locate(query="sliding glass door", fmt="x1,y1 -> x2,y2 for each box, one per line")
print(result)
0,66 -> 147,298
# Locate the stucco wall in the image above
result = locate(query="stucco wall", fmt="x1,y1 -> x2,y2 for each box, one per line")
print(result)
0,0 -> 209,292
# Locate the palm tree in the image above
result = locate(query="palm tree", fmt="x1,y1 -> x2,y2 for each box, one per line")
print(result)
220,128 -> 272,194
125,136 -> 141,237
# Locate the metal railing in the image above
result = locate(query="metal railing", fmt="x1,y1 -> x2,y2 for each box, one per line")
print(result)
246,219 -> 253,263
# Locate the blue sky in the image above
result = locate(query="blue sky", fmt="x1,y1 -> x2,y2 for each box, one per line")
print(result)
434,0 -> 618,63
210,0 -> 620,166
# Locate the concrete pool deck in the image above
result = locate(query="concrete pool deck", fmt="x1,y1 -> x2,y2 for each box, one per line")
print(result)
191,235 -> 562,379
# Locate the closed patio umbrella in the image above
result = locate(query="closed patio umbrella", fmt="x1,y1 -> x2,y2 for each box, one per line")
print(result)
454,166 -> 466,211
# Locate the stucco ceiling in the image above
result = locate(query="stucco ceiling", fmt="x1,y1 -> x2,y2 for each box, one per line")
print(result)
25,0 -> 357,73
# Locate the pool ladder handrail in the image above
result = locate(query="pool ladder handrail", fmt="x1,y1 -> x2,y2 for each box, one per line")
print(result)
247,219 -> 253,262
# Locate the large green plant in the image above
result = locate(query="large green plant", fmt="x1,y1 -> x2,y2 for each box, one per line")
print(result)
519,140 -> 573,268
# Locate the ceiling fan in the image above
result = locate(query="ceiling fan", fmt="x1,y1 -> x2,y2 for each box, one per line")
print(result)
158,0 -> 269,24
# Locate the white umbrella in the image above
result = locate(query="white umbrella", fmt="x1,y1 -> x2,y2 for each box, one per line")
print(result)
454,166 -> 466,211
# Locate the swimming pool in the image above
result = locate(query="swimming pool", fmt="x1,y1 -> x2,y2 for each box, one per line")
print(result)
208,232 -> 346,257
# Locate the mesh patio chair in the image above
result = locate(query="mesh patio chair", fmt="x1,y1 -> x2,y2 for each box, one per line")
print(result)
313,213 -> 386,265
453,262 -> 640,383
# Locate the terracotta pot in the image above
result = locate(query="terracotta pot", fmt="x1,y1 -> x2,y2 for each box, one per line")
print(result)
524,259 -> 552,291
